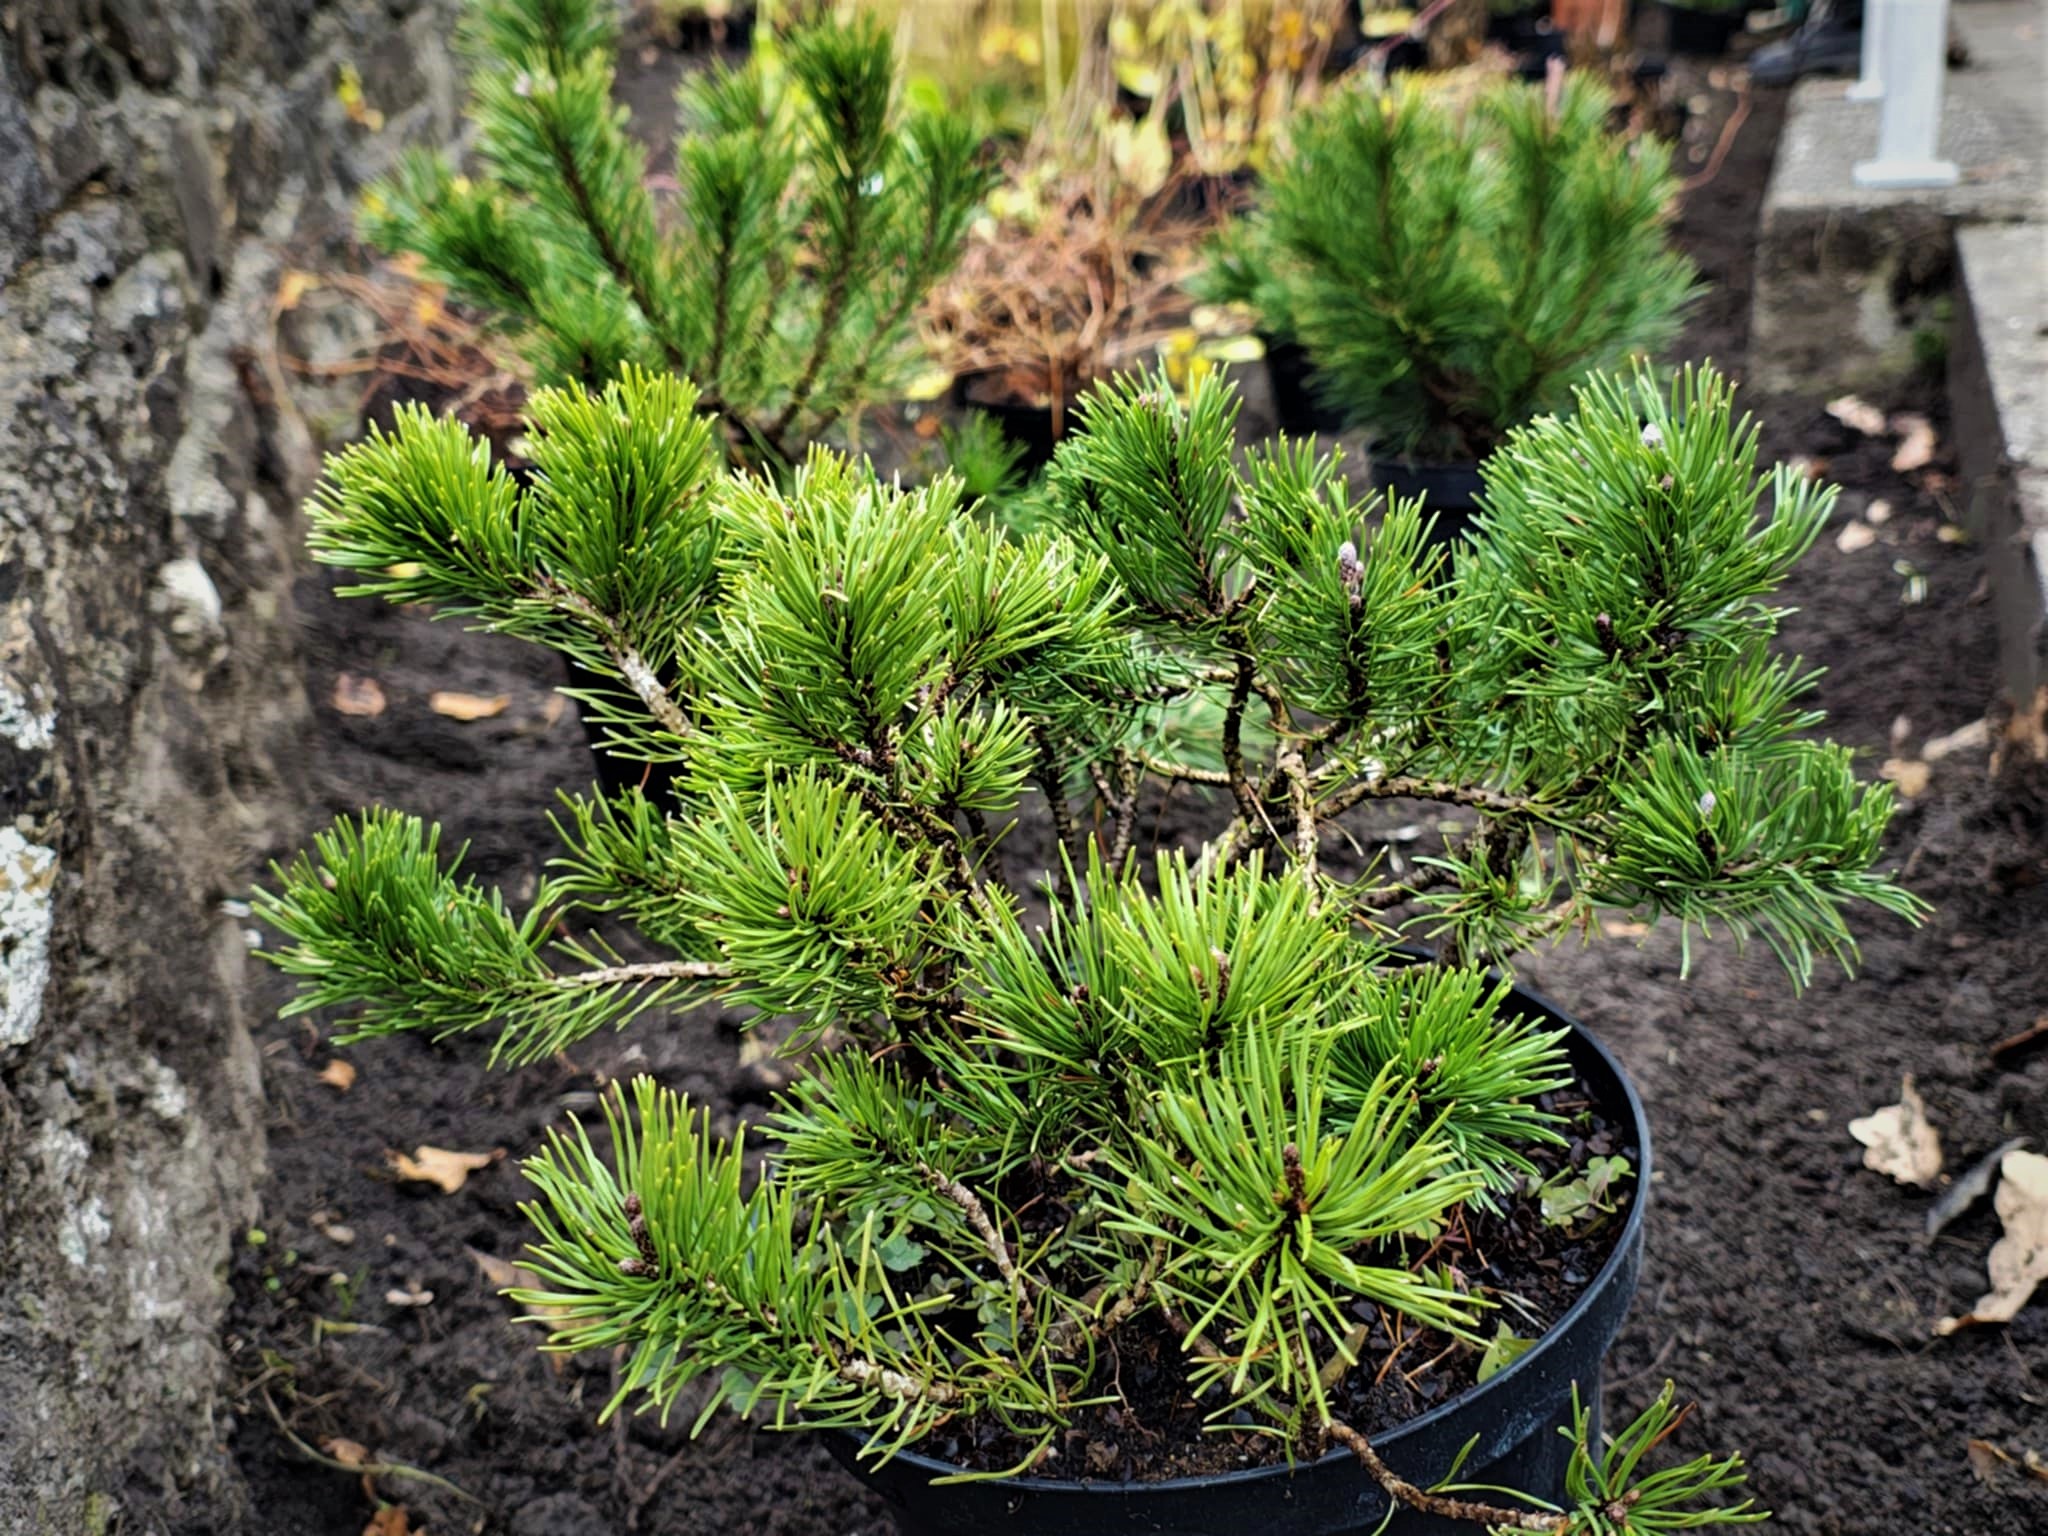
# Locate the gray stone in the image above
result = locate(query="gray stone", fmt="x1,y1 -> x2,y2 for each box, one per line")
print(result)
0,0 -> 457,1530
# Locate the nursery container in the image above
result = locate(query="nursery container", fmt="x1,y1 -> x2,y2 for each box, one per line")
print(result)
567,658 -> 682,804
1646,1 -> 1745,57
1369,458 -> 1485,547
667,3 -> 754,52
1262,338 -> 1350,437
953,373 -> 1065,475
829,982 -> 1650,1536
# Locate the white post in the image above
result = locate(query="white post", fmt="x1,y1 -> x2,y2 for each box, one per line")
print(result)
1853,0 -> 1959,189
1847,0 -> 1889,101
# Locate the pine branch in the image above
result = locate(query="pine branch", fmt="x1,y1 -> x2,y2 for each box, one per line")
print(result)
1324,1420 -> 1567,1533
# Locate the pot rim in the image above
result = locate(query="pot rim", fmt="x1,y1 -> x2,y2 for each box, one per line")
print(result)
852,971 -> 1651,1494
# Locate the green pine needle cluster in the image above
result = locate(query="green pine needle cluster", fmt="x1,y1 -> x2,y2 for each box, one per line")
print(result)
364,0 -> 992,463
258,354 -> 1910,1528
1199,73 -> 1697,461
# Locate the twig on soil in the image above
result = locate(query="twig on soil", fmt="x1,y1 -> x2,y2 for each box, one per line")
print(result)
258,1384 -> 485,1507
1989,1013 -> 2048,1065
1682,83 -> 1752,195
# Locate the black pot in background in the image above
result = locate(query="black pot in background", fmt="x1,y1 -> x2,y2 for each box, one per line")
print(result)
1369,457 -> 1484,548
830,987 -> 1650,1536
1647,0 -> 1745,57
669,4 -> 754,52
565,657 -> 684,805
1262,338 -> 1350,437
1497,16 -> 1569,80
953,373 -> 1063,477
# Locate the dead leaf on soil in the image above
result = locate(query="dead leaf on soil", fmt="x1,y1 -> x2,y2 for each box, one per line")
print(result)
1826,395 -> 1888,437
276,269 -> 318,312
1927,1137 -> 2030,1240
318,1059 -> 358,1093
1835,520 -> 1878,553
539,692 -> 567,728
1849,1075 -> 1943,1188
429,690 -> 510,721
1865,497 -> 1895,525
332,674 -> 388,718
387,1145 -> 503,1194
1937,1149 -> 2048,1334
1891,413 -> 1938,472
1968,1438 -> 2008,1486
1600,918 -> 1649,938
386,1282 -> 435,1308
1922,718 -> 1990,762
322,1436 -> 371,1467
313,1209 -> 357,1245
1880,758 -> 1931,798
362,1506 -> 414,1536
468,1246 -> 576,1329
467,1247 -> 543,1293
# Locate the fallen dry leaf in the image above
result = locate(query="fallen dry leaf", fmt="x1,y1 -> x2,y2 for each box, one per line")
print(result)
1937,1149 -> 2048,1334
539,692 -> 568,728
276,269 -> 317,312
468,1247 -> 543,1293
318,1059 -> 358,1093
386,1282 -> 435,1308
1835,520 -> 1878,553
1891,413 -> 1938,472
1880,758 -> 1931,798
1923,717 -> 1990,762
1600,918 -> 1649,939
1850,1075 -> 1943,1188
1826,395 -> 1888,437
322,1436 -> 371,1468
332,674 -> 387,718
387,1145 -> 503,1194
1865,497 -> 1894,525
1968,1438 -> 2008,1487
362,1509 -> 414,1536
313,1209 -> 357,1245
429,690 -> 510,721
467,1245 -> 577,1330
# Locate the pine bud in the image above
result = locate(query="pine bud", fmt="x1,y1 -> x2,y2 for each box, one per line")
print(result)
1337,540 -> 1365,609
1594,611 -> 1616,655
1697,790 -> 1717,819
1640,422 -> 1664,450
619,1257 -> 657,1279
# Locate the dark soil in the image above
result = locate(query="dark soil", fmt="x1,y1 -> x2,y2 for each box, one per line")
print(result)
214,51 -> 2048,1536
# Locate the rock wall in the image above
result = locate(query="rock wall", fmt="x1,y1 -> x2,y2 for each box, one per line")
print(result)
0,2 -> 453,1528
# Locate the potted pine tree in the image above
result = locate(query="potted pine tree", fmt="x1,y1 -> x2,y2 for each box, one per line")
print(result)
1197,73 -> 1697,543
357,0 -> 992,797
261,360 -> 1915,1532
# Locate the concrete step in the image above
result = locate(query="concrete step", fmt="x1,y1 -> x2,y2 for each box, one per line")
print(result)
1951,221 -> 2048,744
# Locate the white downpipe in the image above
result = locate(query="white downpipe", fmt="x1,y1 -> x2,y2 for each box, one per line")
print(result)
1847,0 -> 1889,101
1853,0 -> 1959,189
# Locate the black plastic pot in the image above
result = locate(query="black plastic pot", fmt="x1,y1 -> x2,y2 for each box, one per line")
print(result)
1262,338 -> 1350,437
1493,15 -> 1570,80
829,985 -> 1650,1536
953,374 -> 1064,477
1647,1 -> 1745,57
1369,457 -> 1485,548
669,4 -> 755,53
565,658 -> 683,805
